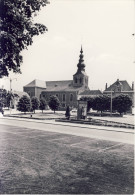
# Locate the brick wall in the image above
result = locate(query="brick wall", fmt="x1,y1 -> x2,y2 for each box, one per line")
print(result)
41,91 -> 78,109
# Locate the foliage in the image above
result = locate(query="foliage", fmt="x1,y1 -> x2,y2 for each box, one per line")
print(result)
92,95 -> 110,113
0,89 -> 19,108
0,88 -> 7,108
6,91 -> 19,108
112,94 -> 132,115
17,95 -> 31,113
65,105 -> 70,119
39,98 -> 47,113
31,96 -> 40,113
80,96 -> 95,112
0,0 -> 49,78
48,95 -> 60,113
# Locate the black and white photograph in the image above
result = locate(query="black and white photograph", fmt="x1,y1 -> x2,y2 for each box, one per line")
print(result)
0,0 -> 134,194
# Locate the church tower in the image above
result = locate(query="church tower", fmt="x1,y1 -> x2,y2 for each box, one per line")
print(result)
73,46 -> 89,88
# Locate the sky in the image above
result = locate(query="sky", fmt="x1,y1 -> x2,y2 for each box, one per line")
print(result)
1,0 -> 135,92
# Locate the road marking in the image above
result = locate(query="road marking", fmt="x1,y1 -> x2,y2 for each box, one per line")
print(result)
12,153 -> 46,168
47,135 -> 75,142
0,130 -> 59,140
69,140 -> 91,146
30,132 -> 59,138
98,143 -> 123,152
0,130 -> 30,138
0,138 -> 17,141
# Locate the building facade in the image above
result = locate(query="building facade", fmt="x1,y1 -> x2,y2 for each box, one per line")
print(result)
23,47 -> 134,111
103,79 -> 134,108
24,47 -> 90,109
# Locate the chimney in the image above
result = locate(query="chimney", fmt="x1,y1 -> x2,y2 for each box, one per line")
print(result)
105,83 -> 107,90
132,82 -> 134,90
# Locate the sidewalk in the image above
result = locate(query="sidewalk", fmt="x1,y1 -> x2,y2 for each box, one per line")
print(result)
3,109 -> 134,129
1,116 -> 134,134
90,115 -> 134,125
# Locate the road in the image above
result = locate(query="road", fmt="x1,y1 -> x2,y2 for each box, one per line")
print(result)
0,117 -> 134,194
0,117 -> 134,144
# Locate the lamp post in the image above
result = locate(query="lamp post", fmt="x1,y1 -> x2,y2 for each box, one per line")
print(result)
8,78 -> 17,115
110,90 -> 113,117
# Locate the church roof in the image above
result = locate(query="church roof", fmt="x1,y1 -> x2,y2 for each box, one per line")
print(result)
79,90 -> 102,96
44,80 -> 86,92
24,79 -> 46,88
104,80 -> 132,92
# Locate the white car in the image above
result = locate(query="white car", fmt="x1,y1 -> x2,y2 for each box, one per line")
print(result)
71,108 -> 77,113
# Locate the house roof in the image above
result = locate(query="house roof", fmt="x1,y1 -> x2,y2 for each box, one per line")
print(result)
24,79 -> 46,88
79,90 -> 102,96
104,80 -> 132,92
13,91 -> 29,97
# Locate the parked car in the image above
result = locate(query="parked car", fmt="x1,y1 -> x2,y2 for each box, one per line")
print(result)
71,108 -> 77,113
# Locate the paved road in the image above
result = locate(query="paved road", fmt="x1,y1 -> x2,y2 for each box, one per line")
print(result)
0,117 -> 134,144
0,117 -> 134,194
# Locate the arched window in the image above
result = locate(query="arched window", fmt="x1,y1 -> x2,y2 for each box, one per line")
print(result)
70,94 -> 73,101
63,94 -> 66,101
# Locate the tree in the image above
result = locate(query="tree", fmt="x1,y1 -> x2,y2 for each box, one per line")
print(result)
92,95 -> 110,114
31,96 -> 40,113
112,94 -> 132,116
6,91 -> 19,109
0,88 -> 7,108
48,95 -> 60,113
31,96 -> 39,113
17,95 -> 31,113
0,0 -> 49,78
65,105 -> 70,119
39,98 -> 47,113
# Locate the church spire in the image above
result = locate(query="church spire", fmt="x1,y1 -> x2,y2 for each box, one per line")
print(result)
73,46 -> 88,88
77,46 -> 85,71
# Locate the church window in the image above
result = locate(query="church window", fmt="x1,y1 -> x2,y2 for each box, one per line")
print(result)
75,78 -> 77,83
63,94 -> 66,101
70,94 -> 73,101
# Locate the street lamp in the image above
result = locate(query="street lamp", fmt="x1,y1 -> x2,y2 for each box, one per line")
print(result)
10,78 -> 17,114
110,90 -> 113,117
5,78 -> 17,115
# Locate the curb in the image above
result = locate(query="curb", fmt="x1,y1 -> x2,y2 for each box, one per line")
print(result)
56,119 -> 134,130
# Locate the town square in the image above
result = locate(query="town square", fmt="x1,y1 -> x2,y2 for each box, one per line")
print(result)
0,0 -> 134,194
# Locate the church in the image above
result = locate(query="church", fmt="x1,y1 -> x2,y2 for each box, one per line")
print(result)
23,47 -> 101,109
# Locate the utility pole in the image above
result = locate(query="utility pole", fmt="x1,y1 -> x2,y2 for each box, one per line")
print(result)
9,78 -> 17,115
110,90 -> 112,117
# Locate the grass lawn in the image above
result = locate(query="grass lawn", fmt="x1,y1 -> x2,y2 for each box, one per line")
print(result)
0,124 -> 134,194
